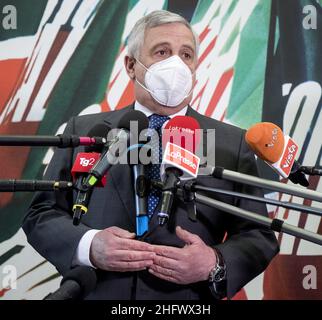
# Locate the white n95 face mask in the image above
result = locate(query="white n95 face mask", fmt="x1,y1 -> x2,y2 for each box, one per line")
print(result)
135,55 -> 193,107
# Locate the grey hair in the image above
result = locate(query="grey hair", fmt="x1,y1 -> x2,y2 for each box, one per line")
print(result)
127,10 -> 199,59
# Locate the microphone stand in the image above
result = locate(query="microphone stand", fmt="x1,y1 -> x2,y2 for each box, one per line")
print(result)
199,166 -> 322,202
299,166 -> 322,176
0,135 -> 106,147
176,184 -> 322,246
192,184 -> 322,217
151,179 -> 322,245
0,179 -> 73,192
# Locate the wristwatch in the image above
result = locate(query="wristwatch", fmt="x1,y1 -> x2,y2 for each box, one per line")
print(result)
208,249 -> 227,299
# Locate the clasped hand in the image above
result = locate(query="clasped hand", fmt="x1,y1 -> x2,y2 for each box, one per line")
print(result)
90,226 -> 216,285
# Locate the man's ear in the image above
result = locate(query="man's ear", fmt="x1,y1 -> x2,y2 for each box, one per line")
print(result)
124,56 -> 136,80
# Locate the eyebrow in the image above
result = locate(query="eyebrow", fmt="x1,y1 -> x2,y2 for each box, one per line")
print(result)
150,42 -> 195,53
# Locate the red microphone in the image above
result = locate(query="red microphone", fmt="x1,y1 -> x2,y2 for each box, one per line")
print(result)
162,115 -> 201,154
157,116 -> 201,225
161,115 -> 201,181
71,153 -> 106,187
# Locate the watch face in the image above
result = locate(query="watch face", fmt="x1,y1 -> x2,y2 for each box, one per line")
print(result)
214,268 -> 226,282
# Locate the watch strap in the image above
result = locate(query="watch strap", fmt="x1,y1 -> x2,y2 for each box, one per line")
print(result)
208,248 -> 227,299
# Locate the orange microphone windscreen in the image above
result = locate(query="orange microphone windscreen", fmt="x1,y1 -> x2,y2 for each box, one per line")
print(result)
245,122 -> 285,163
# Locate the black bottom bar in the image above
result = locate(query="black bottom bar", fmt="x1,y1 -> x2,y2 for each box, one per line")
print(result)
0,300 -> 317,319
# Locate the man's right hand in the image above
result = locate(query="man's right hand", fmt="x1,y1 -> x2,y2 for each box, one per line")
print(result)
89,226 -> 155,272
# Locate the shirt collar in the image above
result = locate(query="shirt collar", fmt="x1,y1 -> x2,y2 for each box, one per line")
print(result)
134,101 -> 188,118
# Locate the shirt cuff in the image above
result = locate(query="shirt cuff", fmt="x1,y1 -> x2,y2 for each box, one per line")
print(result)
72,229 -> 101,268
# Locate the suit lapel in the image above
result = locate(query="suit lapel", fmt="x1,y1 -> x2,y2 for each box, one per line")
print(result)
103,105 -> 136,227
109,164 -> 136,227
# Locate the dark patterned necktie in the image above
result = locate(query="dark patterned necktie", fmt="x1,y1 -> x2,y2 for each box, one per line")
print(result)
146,114 -> 170,217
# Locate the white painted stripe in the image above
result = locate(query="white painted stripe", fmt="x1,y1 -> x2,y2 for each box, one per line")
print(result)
244,271 -> 264,300
0,36 -> 35,60
212,73 -> 233,120
121,0 -> 166,42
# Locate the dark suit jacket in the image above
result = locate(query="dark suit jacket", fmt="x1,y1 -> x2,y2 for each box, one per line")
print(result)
23,105 -> 279,300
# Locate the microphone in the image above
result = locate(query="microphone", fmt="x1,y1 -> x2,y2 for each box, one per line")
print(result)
0,134 -> 106,148
133,156 -> 149,237
158,116 -> 201,225
245,122 -> 312,186
71,152 -> 108,225
72,124 -> 111,225
44,266 -> 97,300
71,153 -> 107,188
83,110 -> 149,188
124,120 -> 150,238
72,111 -> 149,225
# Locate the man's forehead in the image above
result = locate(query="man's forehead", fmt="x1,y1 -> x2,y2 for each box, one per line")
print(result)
144,23 -> 195,49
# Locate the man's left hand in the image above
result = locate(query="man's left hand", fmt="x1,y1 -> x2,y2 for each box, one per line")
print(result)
148,226 -> 217,285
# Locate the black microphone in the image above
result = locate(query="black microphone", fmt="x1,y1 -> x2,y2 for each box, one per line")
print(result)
72,111 -> 149,225
72,124 -> 111,226
82,110 -> 149,188
133,159 -> 149,237
44,267 -> 97,300
128,119 -> 150,238
288,160 -> 311,186
158,167 -> 182,225
0,134 -> 106,147
123,119 -> 150,237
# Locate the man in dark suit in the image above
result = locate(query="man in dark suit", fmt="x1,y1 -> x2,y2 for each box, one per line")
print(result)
23,10 -> 279,300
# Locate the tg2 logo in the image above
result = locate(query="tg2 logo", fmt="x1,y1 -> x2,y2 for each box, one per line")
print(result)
79,157 -> 96,167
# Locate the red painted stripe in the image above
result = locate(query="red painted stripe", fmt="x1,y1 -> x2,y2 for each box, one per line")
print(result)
22,30 -> 70,121
0,287 -> 11,298
108,69 -> 121,91
100,93 -> 110,112
219,110 -> 226,122
199,26 -> 210,43
0,59 -> 27,113
197,37 -> 217,68
205,68 -> 234,118
191,81 -> 208,112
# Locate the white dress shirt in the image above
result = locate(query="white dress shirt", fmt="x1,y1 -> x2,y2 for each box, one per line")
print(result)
73,102 -> 188,267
